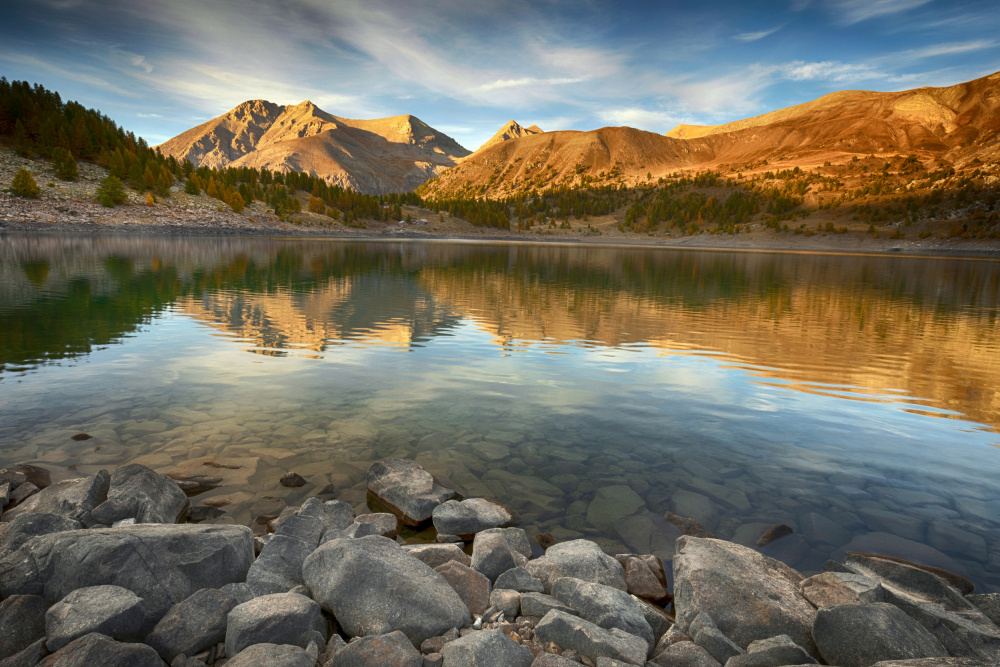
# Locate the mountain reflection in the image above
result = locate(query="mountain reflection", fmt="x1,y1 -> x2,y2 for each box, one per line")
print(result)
2,235 -> 999,430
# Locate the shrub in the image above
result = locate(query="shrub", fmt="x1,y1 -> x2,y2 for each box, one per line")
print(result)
229,193 -> 245,213
11,169 -> 41,198
184,177 -> 199,195
97,175 -> 128,207
51,147 -> 78,181
145,192 -> 155,206
308,196 -> 325,213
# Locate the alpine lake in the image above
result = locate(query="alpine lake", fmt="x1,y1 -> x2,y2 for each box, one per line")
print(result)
2,234 -> 999,592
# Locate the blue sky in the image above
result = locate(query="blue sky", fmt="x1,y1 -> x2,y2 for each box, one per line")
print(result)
2,0 -> 999,151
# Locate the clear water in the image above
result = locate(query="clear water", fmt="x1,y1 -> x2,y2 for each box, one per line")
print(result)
2,234 -> 999,591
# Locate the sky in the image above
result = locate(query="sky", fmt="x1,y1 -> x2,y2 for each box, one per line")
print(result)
2,0 -> 999,151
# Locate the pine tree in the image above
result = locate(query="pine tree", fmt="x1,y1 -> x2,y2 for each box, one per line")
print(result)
185,177 -> 199,196
11,168 -> 40,198
97,175 -> 128,207
13,119 -> 30,157
51,147 -> 78,181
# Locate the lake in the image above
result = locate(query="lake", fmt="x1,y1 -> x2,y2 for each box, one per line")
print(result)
1,234 -> 999,592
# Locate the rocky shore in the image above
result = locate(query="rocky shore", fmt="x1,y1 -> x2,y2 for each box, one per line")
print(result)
1,458 -> 999,667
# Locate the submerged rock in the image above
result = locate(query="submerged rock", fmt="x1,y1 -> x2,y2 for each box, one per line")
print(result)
366,458 -> 457,526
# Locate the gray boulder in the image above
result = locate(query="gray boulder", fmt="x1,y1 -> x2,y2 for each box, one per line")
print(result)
967,594 -> 1000,626
725,634 -> 818,666
403,543 -> 472,569
490,589 -> 520,618
435,561 -> 492,617
0,514 -> 83,556
800,572 -> 884,608
867,659 -> 991,666
303,535 -> 470,646
535,609 -> 648,665
525,540 -> 627,594
332,630 -> 421,666
1,471 -> 109,523
225,642 -> 314,667
366,459 -> 456,526
520,592 -> 575,618
225,592 -> 321,657
812,603 -> 948,667
36,632 -> 164,666
633,596 -> 672,643
0,594 -> 48,660
1,638 -> 49,667
479,527 -> 532,559
551,577 -> 654,651
673,537 -> 817,656
44,585 -> 147,651
0,524 -> 253,620
432,499 -> 520,539
623,556 -> 667,601
439,629 -> 533,666
531,654 -> 581,667
495,567 -> 544,593
0,465 -> 51,492
314,499 -> 356,540
221,582 -> 255,604
246,510 -> 324,596
650,640 -> 721,667
144,588 -> 238,663
90,465 -> 188,525
688,613 -> 743,664
347,513 -> 399,539
471,531 -> 525,583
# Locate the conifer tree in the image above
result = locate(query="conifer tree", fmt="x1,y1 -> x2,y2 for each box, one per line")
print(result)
51,147 -> 78,181
97,175 -> 128,207
11,168 -> 40,198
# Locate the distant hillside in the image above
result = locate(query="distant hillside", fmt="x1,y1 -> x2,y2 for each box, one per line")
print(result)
157,101 -> 470,194
476,120 -> 543,152
421,71 -> 1000,199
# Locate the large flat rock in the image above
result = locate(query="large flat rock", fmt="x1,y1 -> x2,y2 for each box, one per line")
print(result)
367,458 -> 457,526
525,540 -> 627,594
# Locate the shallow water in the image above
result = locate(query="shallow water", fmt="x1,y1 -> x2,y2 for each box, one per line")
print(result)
2,234 -> 999,590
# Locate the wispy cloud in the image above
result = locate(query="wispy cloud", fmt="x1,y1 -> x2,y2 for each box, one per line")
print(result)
827,0 -> 933,25
478,77 -> 584,92
597,108 -> 683,132
734,25 -> 785,42
892,39 -> 998,61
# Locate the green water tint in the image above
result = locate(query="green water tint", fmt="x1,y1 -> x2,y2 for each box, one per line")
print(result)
2,235 -> 999,591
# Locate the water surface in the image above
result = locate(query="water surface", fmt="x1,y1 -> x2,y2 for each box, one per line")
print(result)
2,235 -> 999,590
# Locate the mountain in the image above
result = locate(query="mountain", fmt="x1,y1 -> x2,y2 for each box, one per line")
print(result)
157,101 -> 470,193
476,120 -> 543,152
421,71 -> 1000,199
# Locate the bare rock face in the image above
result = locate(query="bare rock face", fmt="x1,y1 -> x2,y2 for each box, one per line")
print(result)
366,459 -> 457,526
672,536 -> 818,657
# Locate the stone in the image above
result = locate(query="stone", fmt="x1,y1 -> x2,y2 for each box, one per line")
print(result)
624,557 -> 667,601
221,582 -> 255,604
0,524 -> 254,620
830,533 -> 962,575
632,597 -> 672,643
280,472 -> 308,487
0,482 -> 8,507
403,544 -> 472,569
551,577 -> 654,650
246,509 -> 324,596
225,592 -> 321,657
672,492 -> 718,531
687,613 -> 743,664
490,589 -> 520,618
587,486 -> 645,533
495,567 -> 544,593
800,572 -> 884,608
44,585 -> 147,652
0,638 -> 49,667
649,640 -> 720,667
0,594 -> 48,660
798,512 -> 851,547
534,533 -> 556,551
684,479 -> 750,512
439,630 -> 533,666
672,537 -> 817,656
145,588 -> 238,663
225,642 -> 314,667
470,531 -> 524,583
8,483 -> 39,506
0,513 -> 83,556
1,471 -> 109,523
842,554 -> 973,607
480,527 -> 533,559
367,459 -> 457,526
967,594 -> 1000,626
348,513 -> 399,539
525,540 -> 627,594
432,498 -> 520,539
664,512 -> 717,539
725,635 -> 818,667
0,465 -> 51,491
333,630 -> 422,666
90,465 -> 189,525
520,592 -> 575,618
530,654 -> 580,667
424,653 -> 444,667
435,561 -> 492,617
303,535 -> 470,646
926,521 -> 988,563
868,660 -> 992,666
169,476 -> 222,497
812,603 -> 948,667
37,632 -> 164,667
535,609 -> 648,665
756,524 -> 793,547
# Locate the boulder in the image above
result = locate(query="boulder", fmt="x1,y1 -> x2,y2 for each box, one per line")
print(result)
812,603 -> 948,667
531,654 -> 580,667
434,561 -> 491,617
0,638 -> 49,667
402,543 -> 472,570
494,567 -> 544,593
347,513 -> 400,539
280,472 -> 308,488
144,588 -> 238,663
225,592 -> 322,657
756,524 -> 794,547
632,597 -> 672,643
649,640 -> 720,667
44,585 -> 147,651
366,459 -> 456,526
0,594 -> 48,660
332,630 -> 421,666
551,577 -> 654,650
439,629 -> 533,666
470,531 -> 524,583
90,465 -> 188,525
0,524 -> 254,620
225,642 -> 314,667
0,513 -> 83,558
868,659 -> 992,666
479,527 -> 532,559
315,499 -> 357,538
842,554 -> 972,608
664,512 -> 717,539
303,535 -> 470,646
245,508 -> 324,596
36,632 -> 164,667
490,589 -> 520,618
725,635 -> 817,666
525,540 -> 627,593
520,592 -> 575,618
687,613 -> 743,664
534,609 -> 648,665
623,557 -> 667,601
672,537 -> 817,656
432,499 -> 520,539
967,594 -> 1000,626
0,465 -> 51,491
1,472 -> 109,523
7,483 -> 39,507
800,572 -> 884,608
